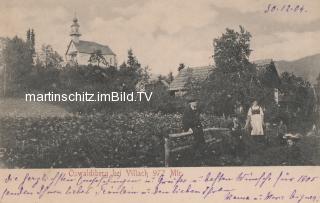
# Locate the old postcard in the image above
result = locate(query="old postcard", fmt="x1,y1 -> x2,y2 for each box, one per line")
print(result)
0,0 -> 319,202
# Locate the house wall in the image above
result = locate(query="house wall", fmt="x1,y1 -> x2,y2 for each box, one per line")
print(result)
77,53 -> 90,65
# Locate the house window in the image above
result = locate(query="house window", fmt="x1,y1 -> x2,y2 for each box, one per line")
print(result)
110,57 -> 113,65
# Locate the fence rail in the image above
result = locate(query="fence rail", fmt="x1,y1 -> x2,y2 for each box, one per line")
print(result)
164,127 -> 230,167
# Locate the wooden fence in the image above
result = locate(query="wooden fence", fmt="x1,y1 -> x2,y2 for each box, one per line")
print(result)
164,127 -> 230,167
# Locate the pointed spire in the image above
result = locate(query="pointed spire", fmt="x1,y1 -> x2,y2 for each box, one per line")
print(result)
73,11 -> 78,23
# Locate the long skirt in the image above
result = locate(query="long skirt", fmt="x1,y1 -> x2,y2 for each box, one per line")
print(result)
250,114 -> 264,136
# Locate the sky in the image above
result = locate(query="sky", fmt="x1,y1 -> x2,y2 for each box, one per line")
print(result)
0,0 -> 320,75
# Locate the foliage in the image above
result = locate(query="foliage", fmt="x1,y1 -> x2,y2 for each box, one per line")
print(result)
178,63 -> 185,72
2,42 -> 151,113
2,36 -> 34,95
0,112 -> 225,168
199,26 -> 275,117
167,71 -> 174,83
0,112 -> 318,168
279,72 -> 315,132
118,49 -> 150,91
26,29 -> 35,54
146,85 -> 184,113
88,49 -> 108,67
35,44 -> 63,69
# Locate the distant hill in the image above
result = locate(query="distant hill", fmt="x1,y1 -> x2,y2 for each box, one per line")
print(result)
275,53 -> 320,84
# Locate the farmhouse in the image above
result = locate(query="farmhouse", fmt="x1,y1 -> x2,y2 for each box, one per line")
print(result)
65,16 -> 117,67
169,59 -> 281,103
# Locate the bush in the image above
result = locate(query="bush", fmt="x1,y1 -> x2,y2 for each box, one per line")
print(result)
0,112 -> 318,168
0,112 -> 227,168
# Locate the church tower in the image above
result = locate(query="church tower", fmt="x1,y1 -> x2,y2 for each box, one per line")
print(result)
70,15 -> 81,43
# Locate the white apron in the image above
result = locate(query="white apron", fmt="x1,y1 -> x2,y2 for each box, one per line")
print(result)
248,106 -> 264,136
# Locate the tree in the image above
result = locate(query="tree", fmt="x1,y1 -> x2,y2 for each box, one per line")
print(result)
154,72 -> 174,84
35,44 -> 63,69
30,29 -> 35,49
213,26 -> 252,71
167,72 -> 174,83
200,26 -> 268,116
26,29 -> 35,54
3,36 -> 33,83
26,29 -> 31,43
279,72 -> 315,131
119,49 -> 150,91
88,49 -> 108,67
178,63 -> 185,71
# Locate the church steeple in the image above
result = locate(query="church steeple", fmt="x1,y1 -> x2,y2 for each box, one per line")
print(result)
70,14 -> 81,43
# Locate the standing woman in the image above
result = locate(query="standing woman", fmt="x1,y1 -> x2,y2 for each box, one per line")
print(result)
245,100 -> 265,143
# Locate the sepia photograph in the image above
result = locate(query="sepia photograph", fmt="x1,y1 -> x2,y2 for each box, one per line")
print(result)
0,0 -> 320,169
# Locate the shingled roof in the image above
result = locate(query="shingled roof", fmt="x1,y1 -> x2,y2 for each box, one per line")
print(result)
74,40 -> 115,55
252,59 -> 274,71
169,65 -> 214,91
252,59 -> 281,87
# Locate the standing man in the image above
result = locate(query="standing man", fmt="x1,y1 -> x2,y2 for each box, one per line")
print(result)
182,96 -> 206,164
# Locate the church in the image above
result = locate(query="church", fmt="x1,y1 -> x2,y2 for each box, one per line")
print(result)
65,16 -> 117,67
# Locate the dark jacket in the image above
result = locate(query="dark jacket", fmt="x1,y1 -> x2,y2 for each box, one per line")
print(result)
182,105 -> 202,132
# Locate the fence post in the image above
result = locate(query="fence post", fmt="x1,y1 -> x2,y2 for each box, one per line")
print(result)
164,137 -> 170,167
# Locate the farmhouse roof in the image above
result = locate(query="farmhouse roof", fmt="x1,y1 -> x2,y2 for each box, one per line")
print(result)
252,59 -> 275,71
252,59 -> 273,66
169,65 -> 214,91
73,40 -> 115,55
252,59 -> 281,87
159,80 -> 170,87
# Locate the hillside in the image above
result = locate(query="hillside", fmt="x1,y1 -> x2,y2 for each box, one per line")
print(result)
275,53 -> 320,84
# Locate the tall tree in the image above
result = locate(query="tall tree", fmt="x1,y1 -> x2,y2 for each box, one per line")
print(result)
3,36 -> 33,83
200,26 -> 266,116
119,49 -> 149,91
26,29 -> 35,54
167,71 -> 174,83
26,29 -> 31,42
30,29 -> 35,53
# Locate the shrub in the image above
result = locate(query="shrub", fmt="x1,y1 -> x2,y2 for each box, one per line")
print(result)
0,112 -> 318,168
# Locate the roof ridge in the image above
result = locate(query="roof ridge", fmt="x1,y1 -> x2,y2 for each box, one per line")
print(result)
79,40 -> 109,47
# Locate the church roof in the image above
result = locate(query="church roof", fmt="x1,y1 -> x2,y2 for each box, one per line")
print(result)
169,65 -> 214,91
73,40 -> 115,55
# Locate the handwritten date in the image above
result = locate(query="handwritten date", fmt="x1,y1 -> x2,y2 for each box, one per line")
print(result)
264,4 -> 307,13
